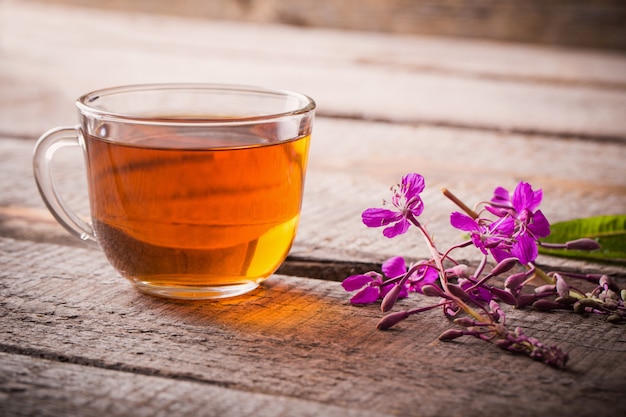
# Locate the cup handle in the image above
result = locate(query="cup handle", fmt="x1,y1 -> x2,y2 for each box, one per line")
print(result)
33,126 -> 98,248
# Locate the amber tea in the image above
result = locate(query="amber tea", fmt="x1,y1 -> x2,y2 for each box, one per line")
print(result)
85,130 -> 309,297
34,84 -> 315,299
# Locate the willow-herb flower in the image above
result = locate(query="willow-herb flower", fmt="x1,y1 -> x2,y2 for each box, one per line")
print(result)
500,327 -> 569,368
450,212 -> 516,260
489,182 -> 551,264
342,266 -> 409,305
459,278 -> 493,304
382,256 -> 438,294
361,173 -> 425,238
342,173 -> 620,369
341,272 -> 385,304
451,181 -> 551,265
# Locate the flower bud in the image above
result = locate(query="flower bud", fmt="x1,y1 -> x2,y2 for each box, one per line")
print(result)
573,301 -> 586,314
555,274 -> 570,299
489,300 -> 504,315
535,284 -> 556,294
376,310 -> 409,330
438,329 -> 465,341
421,284 -> 444,297
577,298 -> 601,309
532,300 -> 568,311
504,272 -> 528,290
453,317 -> 477,327
489,287 -> 517,305
490,257 -> 518,276
381,283 -> 403,313
565,238 -> 600,251
447,284 -> 471,302
445,264 -> 469,279
600,289 -> 619,302
607,314 -> 623,324
495,338 -> 513,349
516,294 -> 537,308
599,275 -> 618,292
444,304 -> 460,318
554,296 -> 577,305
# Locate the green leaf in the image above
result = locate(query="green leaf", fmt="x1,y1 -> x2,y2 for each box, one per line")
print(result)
538,215 -> 626,265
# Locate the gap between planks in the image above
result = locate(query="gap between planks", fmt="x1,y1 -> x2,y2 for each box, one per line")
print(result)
1,205 -> 624,282
2,112 -> 625,144
0,351 -> 386,417
354,58 -> 626,92
316,113 -> 626,144
0,342 -> 235,389
0,205 -> 382,281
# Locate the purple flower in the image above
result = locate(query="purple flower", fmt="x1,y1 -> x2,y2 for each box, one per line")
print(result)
450,212 -> 515,259
491,186 -> 513,206
459,278 -> 493,304
362,173 -> 425,238
490,182 -> 550,238
381,256 -> 407,278
492,182 -> 541,210
492,182 -> 550,263
498,327 -> 569,368
452,181 -> 551,265
383,256 -> 439,294
342,272 -> 385,304
341,261 -> 409,304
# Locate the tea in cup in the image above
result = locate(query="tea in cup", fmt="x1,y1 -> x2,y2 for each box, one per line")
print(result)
33,84 -> 315,299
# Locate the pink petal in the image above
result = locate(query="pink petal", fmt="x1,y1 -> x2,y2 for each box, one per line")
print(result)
383,218 -> 410,238
491,186 -> 511,204
512,182 -> 533,213
402,173 -> 425,195
511,234 -> 538,265
422,266 -> 439,284
528,210 -> 550,238
382,256 -> 406,278
407,197 -> 425,217
362,208 -> 401,227
491,215 -> 515,235
342,274 -> 374,291
490,247 -> 513,263
531,189 -> 543,210
450,212 -> 478,232
350,286 -> 380,304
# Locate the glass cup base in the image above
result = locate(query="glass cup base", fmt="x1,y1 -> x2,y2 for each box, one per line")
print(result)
132,280 -> 260,300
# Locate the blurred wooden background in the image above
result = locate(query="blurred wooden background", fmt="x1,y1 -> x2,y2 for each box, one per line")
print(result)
24,0 -> 626,51
1,2 -> 625,416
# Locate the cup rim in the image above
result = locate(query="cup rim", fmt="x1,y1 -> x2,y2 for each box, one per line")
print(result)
76,83 -> 316,125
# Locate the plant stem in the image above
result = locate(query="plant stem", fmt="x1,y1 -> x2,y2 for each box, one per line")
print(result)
411,215 -> 487,323
442,188 -> 479,219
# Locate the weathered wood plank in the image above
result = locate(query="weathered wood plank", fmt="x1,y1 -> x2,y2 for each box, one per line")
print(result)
0,352 -> 387,417
0,237 -> 625,417
31,0 -> 626,51
2,114 -> 625,275
1,3 -> 625,417
1,1 -> 625,139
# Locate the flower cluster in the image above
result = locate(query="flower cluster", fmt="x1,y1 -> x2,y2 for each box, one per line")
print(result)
450,181 -> 550,265
342,173 -> 623,368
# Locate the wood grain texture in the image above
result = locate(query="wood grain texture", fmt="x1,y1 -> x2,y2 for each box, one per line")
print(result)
3,117 -> 625,276
1,2 -> 625,416
23,0 -> 626,50
1,1 -> 625,140
1,237 -> 625,417
0,352 -> 387,417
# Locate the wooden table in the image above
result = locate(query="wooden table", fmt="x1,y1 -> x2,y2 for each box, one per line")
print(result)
1,1 -> 625,416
